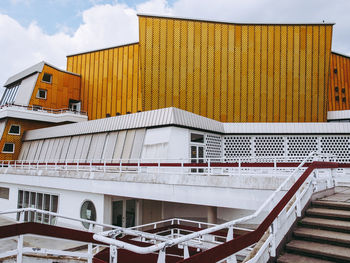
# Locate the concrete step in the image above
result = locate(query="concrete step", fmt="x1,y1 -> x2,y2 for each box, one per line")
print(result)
300,217 -> 350,232
313,200 -> 350,210
286,240 -> 350,262
294,227 -> 350,246
277,253 -> 335,263
306,207 -> 350,220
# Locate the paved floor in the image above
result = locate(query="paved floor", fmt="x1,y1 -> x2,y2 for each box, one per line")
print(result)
320,186 -> 350,202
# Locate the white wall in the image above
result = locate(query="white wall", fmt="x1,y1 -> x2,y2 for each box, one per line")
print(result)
141,126 -> 189,161
0,183 -> 104,231
0,119 -> 6,141
14,73 -> 38,106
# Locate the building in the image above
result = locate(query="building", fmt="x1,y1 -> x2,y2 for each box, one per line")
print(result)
0,14 -> 350,263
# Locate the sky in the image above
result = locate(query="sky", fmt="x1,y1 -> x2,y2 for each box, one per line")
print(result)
0,0 -> 350,95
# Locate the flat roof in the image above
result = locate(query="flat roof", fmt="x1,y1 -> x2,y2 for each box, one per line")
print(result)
23,107 -> 350,141
137,13 -> 335,26
66,42 -> 139,57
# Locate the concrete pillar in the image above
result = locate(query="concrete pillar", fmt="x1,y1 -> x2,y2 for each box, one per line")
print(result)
207,206 -> 217,224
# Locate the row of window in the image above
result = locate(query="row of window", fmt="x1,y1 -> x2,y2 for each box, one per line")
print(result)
0,82 -> 21,106
38,73 -> 52,101
16,189 -> 97,229
17,190 -> 58,224
2,124 -> 20,154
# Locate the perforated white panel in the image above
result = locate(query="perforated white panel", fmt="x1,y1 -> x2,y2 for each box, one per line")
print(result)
287,136 -> 318,157
205,134 -> 222,161
224,136 -> 252,158
223,135 -> 350,162
254,137 -> 284,157
320,137 -> 350,162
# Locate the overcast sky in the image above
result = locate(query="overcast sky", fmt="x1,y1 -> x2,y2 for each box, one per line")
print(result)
0,0 -> 349,95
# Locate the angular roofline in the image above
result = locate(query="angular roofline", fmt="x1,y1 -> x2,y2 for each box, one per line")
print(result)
4,61 -> 80,88
66,42 -> 139,57
137,13 -> 335,26
332,51 -> 350,59
23,107 -> 350,141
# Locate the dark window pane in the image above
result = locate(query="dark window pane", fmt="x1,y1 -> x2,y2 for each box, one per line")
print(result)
42,73 -> 52,83
9,125 -> 20,135
37,89 -> 47,99
2,143 -> 14,153
191,133 -> 204,143
126,200 -> 136,228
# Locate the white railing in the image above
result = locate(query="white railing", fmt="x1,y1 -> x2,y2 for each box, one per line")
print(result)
0,153 -> 337,263
0,103 -> 87,115
0,208 -> 245,263
1,155 -> 334,178
92,152 -> 335,263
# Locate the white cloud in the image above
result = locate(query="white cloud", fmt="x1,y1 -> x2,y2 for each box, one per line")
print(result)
1,0 -> 350,97
0,2 -> 139,93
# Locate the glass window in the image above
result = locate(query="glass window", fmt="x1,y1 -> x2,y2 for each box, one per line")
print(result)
126,200 -> 136,228
36,89 -> 47,99
8,125 -> 20,135
0,187 -> 9,199
0,82 -> 20,106
191,133 -> 204,143
42,73 -> 52,83
16,190 -> 58,224
80,200 -> 97,229
2,143 -> 14,153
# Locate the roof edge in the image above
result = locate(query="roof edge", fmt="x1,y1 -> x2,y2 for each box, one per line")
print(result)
66,42 -> 139,57
332,51 -> 350,59
137,13 -> 335,26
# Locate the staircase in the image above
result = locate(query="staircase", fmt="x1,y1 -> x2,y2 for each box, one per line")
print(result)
278,191 -> 350,263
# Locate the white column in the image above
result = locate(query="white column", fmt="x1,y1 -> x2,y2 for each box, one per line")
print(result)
207,206 -> 217,224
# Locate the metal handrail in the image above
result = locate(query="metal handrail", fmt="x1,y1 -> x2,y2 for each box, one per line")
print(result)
0,103 -> 87,115
93,152 -> 334,255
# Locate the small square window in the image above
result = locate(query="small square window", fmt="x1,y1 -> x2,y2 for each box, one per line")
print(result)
8,125 -> 20,135
36,89 -> 47,99
42,73 -> 52,83
2,143 -> 14,153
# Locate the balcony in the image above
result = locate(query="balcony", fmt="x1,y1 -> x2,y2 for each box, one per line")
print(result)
0,103 -> 88,123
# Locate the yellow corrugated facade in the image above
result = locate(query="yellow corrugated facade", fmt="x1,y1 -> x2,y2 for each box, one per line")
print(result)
328,52 -> 350,111
67,43 -> 142,120
138,15 -> 333,122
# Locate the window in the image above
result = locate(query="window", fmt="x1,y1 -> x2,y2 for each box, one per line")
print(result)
80,200 -> 97,229
2,143 -> 14,153
8,124 -> 20,135
36,89 -> 47,99
17,190 -> 58,224
0,81 -> 21,106
191,133 -> 204,143
0,187 -> 9,199
69,99 -> 81,112
42,73 -> 52,83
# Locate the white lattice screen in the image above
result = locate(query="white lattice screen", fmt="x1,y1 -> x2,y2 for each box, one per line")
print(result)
223,135 -> 350,162
223,136 -> 252,158
320,137 -> 350,162
287,136 -> 318,157
254,137 -> 284,157
205,134 -> 222,161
